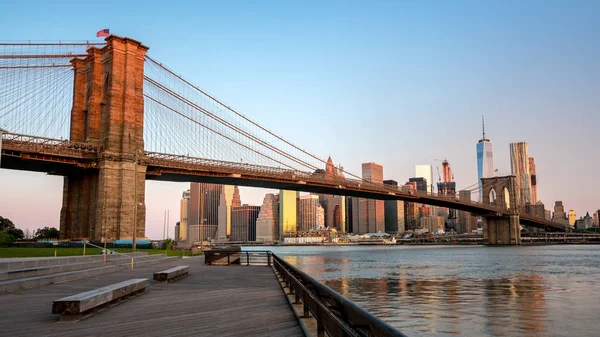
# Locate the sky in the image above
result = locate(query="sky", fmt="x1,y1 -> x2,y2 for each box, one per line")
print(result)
0,0 -> 598,239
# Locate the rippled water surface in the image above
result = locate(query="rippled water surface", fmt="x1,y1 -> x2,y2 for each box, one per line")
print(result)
248,245 -> 600,337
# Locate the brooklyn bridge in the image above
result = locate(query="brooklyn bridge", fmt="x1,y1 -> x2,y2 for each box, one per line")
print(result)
0,36 -> 566,245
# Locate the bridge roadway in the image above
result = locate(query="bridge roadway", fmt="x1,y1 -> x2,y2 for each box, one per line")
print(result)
0,256 -> 303,337
0,132 -> 566,231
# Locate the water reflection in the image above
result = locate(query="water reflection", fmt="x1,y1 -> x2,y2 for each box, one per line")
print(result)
258,245 -> 600,337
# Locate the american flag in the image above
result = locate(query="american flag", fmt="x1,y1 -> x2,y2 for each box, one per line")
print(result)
96,29 -> 110,38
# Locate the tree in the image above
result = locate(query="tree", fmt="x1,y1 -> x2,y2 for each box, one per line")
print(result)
34,227 -> 60,239
162,238 -> 175,250
0,216 -> 24,240
0,216 -> 16,231
0,230 -> 16,247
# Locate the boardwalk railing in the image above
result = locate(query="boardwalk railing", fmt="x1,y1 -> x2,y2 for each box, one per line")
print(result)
272,253 -> 407,337
204,250 -> 272,266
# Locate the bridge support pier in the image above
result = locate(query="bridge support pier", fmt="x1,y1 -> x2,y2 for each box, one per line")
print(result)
59,36 -> 148,242
482,215 -> 521,245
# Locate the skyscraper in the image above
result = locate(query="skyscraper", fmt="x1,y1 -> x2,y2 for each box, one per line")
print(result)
510,142 -> 532,206
403,181 -> 418,231
320,194 -> 346,232
279,190 -> 299,239
187,183 -> 238,242
179,189 -> 190,241
217,185 -> 238,239
409,177 -> 428,193
529,157 -> 538,203
477,117 -> 494,202
362,162 -> 383,184
350,163 -> 385,234
188,183 -> 222,242
552,201 -> 568,224
568,210 -> 576,226
415,165 -> 434,193
256,194 -> 280,241
298,195 -> 325,231
230,204 -> 260,241
457,190 -> 476,233
383,180 -> 405,234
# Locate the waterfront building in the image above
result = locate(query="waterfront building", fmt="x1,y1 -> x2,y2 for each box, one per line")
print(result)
298,195 -> 325,231
256,194 -> 280,241
279,190 -> 299,240
477,117 -> 494,201
594,210 -> 600,227
188,183 -> 224,242
545,210 -> 552,221
326,156 -> 335,179
317,157 -> 347,232
383,180 -> 405,234
529,157 -> 538,203
457,190 -> 476,233
415,165 -> 434,193
510,142 -> 532,205
179,189 -> 190,241
568,210 -> 576,226
232,186 -> 241,207
524,202 -> 545,219
217,185 -> 238,239
362,162 -> 383,184
420,216 -> 436,233
408,177 -> 428,193
174,222 -> 180,241
552,201 -> 569,224
230,204 -> 260,241
320,194 -> 346,232
574,213 -> 593,231
350,163 -> 385,234
437,216 -> 446,234
403,182 -> 418,231
419,204 -> 431,218
420,216 -> 445,234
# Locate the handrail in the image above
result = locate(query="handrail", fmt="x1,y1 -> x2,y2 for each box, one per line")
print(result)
204,250 -> 272,266
82,241 -> 137,269
272,253 -> 407,337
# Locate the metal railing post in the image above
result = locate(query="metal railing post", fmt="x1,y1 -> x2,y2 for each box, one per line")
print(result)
303,295 -> 310,318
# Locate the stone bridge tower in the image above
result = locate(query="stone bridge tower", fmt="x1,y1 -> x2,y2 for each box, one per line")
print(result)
481,175 -> 521,245
60,36 -> 148,242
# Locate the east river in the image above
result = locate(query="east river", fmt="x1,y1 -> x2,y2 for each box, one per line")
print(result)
246,245 -> 600,337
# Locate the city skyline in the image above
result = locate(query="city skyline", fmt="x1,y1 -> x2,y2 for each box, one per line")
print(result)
0,1 -> 598,239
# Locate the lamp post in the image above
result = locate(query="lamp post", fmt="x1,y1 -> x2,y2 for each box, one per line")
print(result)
132,150 -> 140,252
0,128 -> 6,169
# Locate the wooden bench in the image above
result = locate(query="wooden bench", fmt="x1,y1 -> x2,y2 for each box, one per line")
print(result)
52,278 -> 148,321
153,265 -> 190,283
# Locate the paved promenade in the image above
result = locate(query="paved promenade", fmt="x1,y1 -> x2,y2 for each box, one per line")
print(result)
0,256 -> 304,337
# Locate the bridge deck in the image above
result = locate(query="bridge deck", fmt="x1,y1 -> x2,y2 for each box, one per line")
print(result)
0,257 -> 303,337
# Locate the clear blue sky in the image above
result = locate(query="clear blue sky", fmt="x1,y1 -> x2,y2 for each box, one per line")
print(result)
0,0 -> 598,238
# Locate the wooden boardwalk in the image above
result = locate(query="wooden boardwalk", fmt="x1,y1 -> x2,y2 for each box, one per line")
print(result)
0,257 -> 304,337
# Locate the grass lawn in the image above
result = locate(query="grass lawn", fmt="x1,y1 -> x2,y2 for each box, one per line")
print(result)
0,247 -> 197,258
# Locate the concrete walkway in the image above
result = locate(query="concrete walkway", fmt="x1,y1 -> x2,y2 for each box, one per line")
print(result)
0,256 -> 304,337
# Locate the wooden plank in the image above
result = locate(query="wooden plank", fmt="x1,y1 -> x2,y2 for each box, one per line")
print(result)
0,258 -> 303,336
